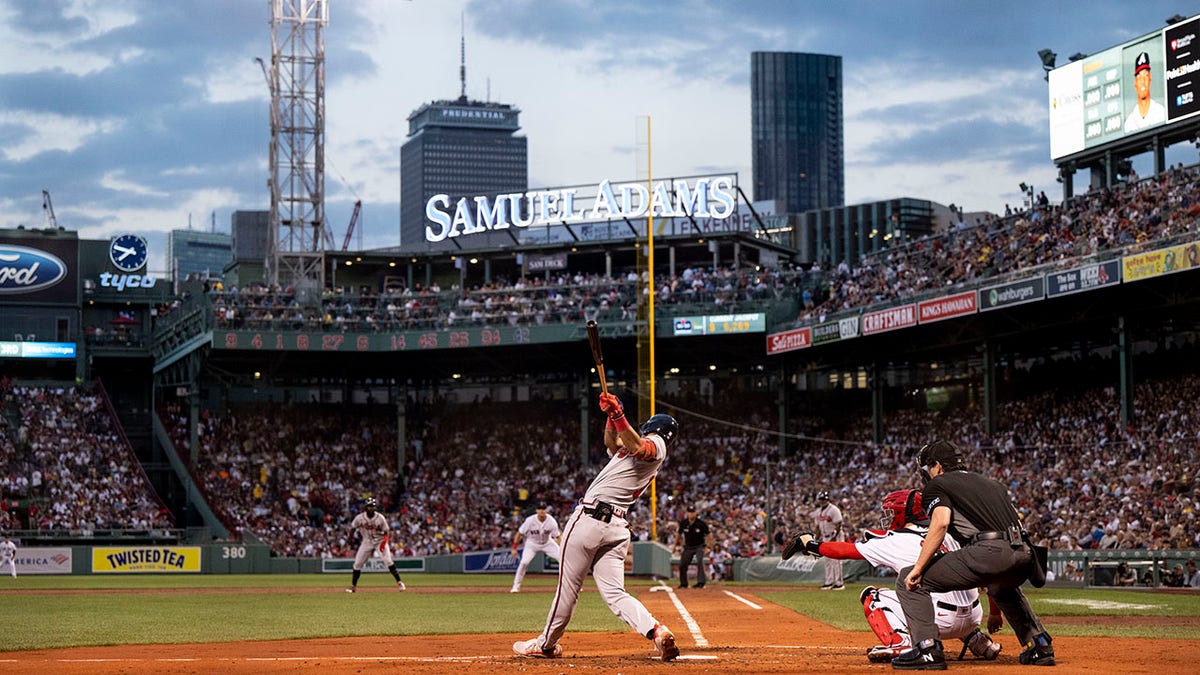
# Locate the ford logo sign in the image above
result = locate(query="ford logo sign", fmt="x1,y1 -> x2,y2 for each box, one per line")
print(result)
0,244 -> 68,294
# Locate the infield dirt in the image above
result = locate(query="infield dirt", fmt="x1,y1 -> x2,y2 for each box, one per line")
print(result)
1,584 -> 1189,673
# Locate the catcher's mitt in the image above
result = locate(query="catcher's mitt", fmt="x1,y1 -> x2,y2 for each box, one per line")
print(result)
782,532 -> 819,560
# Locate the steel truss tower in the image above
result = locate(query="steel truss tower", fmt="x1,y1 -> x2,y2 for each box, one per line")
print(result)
267,0 -> 326,297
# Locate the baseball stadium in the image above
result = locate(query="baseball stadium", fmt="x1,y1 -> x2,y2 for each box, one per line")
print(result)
4,3 -> 1200,674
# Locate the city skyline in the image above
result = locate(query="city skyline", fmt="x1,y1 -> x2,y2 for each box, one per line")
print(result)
1,0 -> 1197,273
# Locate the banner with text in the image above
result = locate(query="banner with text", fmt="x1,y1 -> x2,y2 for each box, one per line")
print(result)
92,547 -> 201,573
917,291 -> 978,324
1046,260 -> 1121,297
765,327 -> 811,355
1122,242 -> 1200,282
464,549 -> 521,573
12,547 -> 72,574
979,277 -> 1045,312
672,313 -> 766,337
862,305 -> 917,336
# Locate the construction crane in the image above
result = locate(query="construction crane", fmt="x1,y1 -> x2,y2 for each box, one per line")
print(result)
42,190 -> 58,229
341,200 -> 361,251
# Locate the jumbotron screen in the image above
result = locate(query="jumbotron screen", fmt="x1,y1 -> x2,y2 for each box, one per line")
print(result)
1048,13 -> 1200,160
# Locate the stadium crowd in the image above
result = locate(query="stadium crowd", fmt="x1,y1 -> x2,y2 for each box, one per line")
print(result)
205,164 -> 1200,335
158,367 -> 1200,570
0,382 -> 172,532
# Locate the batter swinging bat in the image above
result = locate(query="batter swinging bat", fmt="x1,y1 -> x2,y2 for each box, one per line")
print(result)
585,320 -> 609,395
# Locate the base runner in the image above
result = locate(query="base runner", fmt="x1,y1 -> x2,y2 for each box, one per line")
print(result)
346,497 -> 406,593
512,393 -> 680,661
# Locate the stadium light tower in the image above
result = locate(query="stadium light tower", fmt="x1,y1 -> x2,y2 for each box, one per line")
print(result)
1166,14 -> 1187,25
265,0 -> 328,300
1037,49 -> 1056,81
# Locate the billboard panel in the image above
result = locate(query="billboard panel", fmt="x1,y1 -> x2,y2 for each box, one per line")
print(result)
1048,15 -> 1198,160
0,236 -> 80,305
1165,16 -> 1200,121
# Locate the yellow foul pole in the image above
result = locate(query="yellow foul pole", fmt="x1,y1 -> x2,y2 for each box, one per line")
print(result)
646,116 -> 658,541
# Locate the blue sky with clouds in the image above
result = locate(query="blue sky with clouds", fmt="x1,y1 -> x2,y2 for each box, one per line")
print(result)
1,0 -> 1197,272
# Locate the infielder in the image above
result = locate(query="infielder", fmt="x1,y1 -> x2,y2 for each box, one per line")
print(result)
513,393 -> 679,661
0,535 -> 16,577
811,490 -> 844,590
346,497 -> 406,592
784,489 -> 1001,663
510,504 -> 561,593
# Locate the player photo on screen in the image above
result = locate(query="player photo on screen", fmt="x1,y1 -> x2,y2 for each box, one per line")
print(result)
1123,40 -> 1166,133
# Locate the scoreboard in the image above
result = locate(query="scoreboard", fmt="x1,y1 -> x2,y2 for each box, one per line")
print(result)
1049,13 -> 1200,160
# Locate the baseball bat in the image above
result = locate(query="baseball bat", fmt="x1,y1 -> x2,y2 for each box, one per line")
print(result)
585,320 -> 608,395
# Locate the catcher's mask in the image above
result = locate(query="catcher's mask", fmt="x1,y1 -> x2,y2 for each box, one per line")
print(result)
640,414 -> 679,446
881,489 -> 925,530
916,439 -> 963,484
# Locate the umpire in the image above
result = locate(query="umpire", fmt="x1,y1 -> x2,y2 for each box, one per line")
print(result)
678,507 -> 711,588
893,440 -> 1054,670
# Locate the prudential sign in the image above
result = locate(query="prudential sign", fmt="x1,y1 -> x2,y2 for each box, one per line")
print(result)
0,245 -> 68,294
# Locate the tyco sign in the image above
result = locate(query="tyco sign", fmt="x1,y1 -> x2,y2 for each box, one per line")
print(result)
92,547 -> 201,573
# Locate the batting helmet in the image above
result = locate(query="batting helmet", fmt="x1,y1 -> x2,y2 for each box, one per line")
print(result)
364,497 -> 378,509
817,490 -> 830,502
640,414 -> 679,446
881,489 -> 925,530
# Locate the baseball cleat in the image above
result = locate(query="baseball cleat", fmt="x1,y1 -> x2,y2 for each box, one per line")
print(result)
867,644 -> 906,663
396,580 -> 406,591
653,624 -> 680,662
512,638 -> 561,658
509,586 -> 520,593
345,587 -> 356,593
830,584 -> 846,591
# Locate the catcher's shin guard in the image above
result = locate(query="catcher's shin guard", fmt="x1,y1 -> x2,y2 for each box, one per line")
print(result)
862,586 -> 908,649
958,628 -> 1001,660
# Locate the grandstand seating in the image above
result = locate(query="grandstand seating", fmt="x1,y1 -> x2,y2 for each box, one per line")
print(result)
160,371 -> 1199,560
0,383 -> 173,534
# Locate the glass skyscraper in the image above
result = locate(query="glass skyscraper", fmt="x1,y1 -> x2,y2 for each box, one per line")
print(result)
751,52 -> 844,214
400,98 -> 528,252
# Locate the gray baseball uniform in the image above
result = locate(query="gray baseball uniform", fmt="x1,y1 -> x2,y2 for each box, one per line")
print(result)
534,435 -> 668,651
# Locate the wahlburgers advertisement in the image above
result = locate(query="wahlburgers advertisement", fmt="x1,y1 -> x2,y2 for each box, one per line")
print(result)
979,277 -> 1044,312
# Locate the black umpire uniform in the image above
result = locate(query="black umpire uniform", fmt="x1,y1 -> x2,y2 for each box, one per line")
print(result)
678,508 -> 710,588
893,440 -> 1054,670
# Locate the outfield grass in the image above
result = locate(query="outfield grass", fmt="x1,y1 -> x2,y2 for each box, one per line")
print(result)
3,575 -> 1198,651
0,574 -> 626,651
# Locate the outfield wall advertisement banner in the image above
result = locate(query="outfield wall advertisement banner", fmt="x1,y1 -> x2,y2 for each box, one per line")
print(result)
92,547 -> 202,573
1047,260 -> 1121,297
464,549 -> 520,573
13,547 -> 72,574
861,305 -> 917,336
917,292 -> 977,324
1122,242 -> 1200,282
766,327 -> 811,355
979,278 -> 1045,312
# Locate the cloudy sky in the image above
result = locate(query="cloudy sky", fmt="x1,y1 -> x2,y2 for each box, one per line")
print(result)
1,0 -> 1196,273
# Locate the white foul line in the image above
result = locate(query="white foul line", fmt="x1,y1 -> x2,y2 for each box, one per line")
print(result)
653,582 -> 709,647
722,590 -> 763,610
